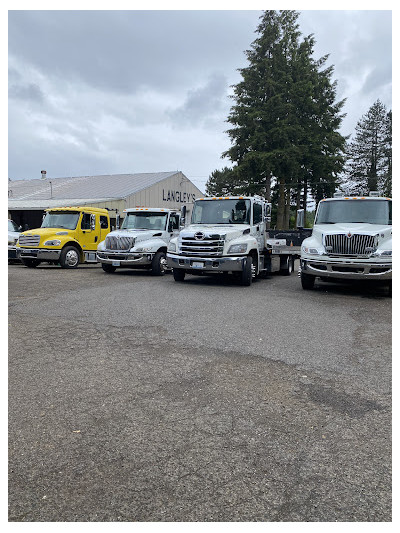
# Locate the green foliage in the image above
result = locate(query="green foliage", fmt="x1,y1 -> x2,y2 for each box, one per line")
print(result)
205,10 -> 348,227
343,100 -> 392,196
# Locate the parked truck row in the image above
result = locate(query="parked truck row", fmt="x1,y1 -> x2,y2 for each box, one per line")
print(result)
13,192 -> 392,293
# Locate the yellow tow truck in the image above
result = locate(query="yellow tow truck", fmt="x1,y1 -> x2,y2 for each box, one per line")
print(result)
16,206 -> 112,268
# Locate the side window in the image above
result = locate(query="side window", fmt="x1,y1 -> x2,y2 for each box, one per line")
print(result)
81,213 -> 91,230
253,203 -> 263,225
171,215 -> 180,230
100,216 -> 109,229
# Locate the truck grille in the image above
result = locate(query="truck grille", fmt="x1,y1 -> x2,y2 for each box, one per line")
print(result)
18,234 -> 40,247
179,234 -> 225,257
324,234 -> 378,256
105,235 -> 135,251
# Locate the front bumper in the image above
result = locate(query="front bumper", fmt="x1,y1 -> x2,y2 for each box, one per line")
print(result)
17,248 -> 62,261
167,253 -> 246,272
301,257 -> 392,280
97,251 -> 152,267
8,246 -> 18,260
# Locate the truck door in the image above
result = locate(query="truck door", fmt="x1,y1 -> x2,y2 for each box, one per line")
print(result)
252,201 -> 264,252
79,212 -> 101,252
168,213 -> 181,238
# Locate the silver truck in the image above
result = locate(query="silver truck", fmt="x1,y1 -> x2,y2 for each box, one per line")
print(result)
299,192 -> 392,292
97,207 -> 181,275
167,195 -> 305,286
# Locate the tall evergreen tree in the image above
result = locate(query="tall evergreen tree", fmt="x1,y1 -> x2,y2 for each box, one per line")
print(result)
343,100 -> 392,196
206,10 -> 347,228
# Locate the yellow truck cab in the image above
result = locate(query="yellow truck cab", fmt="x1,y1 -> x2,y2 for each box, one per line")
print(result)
16,206 -> 111,268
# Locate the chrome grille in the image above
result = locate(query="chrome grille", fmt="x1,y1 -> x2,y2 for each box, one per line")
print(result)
105,235 -> 135,251
324,234 -> 377,256
179,234 -> 225,257
18,234 -> 40,246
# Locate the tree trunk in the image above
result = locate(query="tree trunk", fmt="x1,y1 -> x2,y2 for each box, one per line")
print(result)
284,188 -> 291,229
277,177 -> 285,229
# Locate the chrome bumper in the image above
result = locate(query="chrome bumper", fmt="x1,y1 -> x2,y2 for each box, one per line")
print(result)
17,248 -> 62,261
301,258 -> 392,280
97,251 -> 152,267
167,253 -> 246,272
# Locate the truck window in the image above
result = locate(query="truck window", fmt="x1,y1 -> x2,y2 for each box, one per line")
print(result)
100,215 -> 109,229
81,213 -> 92,230
315,200 -> 392,225
170,214 -> 180,230
41,211 -> 80,230
121,212 -> 168,230
253,203 -> 263,224
192,199 -> 251,224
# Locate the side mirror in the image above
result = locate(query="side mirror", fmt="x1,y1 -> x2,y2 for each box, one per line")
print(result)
90,214 -> 96,231
264,203 -> 272,223
296,209 -> 305,229
116,214 -> 120,230
180,205 -> 187,225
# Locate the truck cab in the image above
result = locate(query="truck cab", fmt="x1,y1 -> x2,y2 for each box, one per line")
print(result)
300,193 -> 392,291
96,208 -> 181,275
167,196 -> 301,286
16,206 -> 111,268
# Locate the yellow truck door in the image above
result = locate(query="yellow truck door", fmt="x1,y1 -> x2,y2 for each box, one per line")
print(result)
78,212 -> 101,252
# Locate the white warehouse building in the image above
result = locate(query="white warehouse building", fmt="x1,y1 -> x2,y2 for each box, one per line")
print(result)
8,171 -> 204,230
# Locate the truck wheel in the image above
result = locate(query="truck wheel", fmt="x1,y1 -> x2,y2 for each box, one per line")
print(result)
173,268 -> 185,282
60,246 -> 80,268
102,263 -> 116,273
21,258 -> 41,268
280,256 -> 294,276
151,251 -> 167,276
240,257 -> 253,286
301,271 -> 315,290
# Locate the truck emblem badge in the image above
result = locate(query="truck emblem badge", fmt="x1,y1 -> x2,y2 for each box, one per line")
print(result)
347,232 -> 352,238
194,232 -> 205,240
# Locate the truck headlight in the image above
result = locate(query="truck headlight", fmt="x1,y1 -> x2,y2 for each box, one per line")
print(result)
228,243 -> 247,254
44,239 -> 61,246
302,245 -> 321,255
168,242 -> 177,252
135,246 -> 153,252
377,250 -> 392,257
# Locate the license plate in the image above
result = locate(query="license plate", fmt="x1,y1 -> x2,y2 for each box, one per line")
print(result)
192,261 -> 204,268
112,261 -> 120,266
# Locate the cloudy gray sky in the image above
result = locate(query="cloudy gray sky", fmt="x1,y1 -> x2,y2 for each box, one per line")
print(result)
8,6 -> 392,193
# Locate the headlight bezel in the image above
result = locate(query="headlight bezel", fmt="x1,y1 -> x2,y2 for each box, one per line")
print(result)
44,239 -> 62,246
168,242 -> 177,253
228,242 -> 248,254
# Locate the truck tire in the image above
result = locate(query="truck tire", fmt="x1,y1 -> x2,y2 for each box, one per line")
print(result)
280,256 -> 294,276
102,263 -> 116,273
21,258 -> 41,268
59,246 -> 80,269
151,251 -> 167,276
301,271 -> 315,290
173,268 -> 185,282
240,257 -> 253,286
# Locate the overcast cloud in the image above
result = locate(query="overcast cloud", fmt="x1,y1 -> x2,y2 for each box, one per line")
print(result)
8,8 -> 392,192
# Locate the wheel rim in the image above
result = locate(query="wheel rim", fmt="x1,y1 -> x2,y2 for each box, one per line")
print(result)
160,257 -> 168,272
65,249 -> 79,267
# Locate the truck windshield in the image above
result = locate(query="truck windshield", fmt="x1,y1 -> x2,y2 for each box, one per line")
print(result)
191,199 -> 251,224
121,212 -> 168,230
315,200 -> 392,225
41,211 -> 80,230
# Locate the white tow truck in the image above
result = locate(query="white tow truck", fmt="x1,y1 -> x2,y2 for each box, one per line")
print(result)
299,192 -> 392,292
167,195 -> 308,286
97,207 -> 181,275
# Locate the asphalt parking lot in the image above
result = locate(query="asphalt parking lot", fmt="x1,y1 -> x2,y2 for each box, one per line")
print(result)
8,261 -> 392,522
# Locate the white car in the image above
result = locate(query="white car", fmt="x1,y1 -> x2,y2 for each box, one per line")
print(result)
8,219 -> 22,262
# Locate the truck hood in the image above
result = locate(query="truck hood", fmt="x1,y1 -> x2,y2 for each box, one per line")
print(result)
108,229 -> 164,243
314,223 -> 392,239
19,227 -> 73,238
180,224 -> 250,242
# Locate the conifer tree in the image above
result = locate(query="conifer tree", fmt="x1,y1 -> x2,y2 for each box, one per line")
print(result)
207,10 -> 347,228
343,100 -> 392,196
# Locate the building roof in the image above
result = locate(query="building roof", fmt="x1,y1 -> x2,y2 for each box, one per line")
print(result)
8,171 -> 181,204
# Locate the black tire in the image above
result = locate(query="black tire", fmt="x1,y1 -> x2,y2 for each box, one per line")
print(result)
102,263 -> 117,273
240,256 -> 253,286
301,271 -> 315,290
151,251 -> 167,276
21,258 -> 41,268
59,246 -> 80,269
387,280 -> 392,297
280,256 -> 294,276
173,268 -> 186,282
